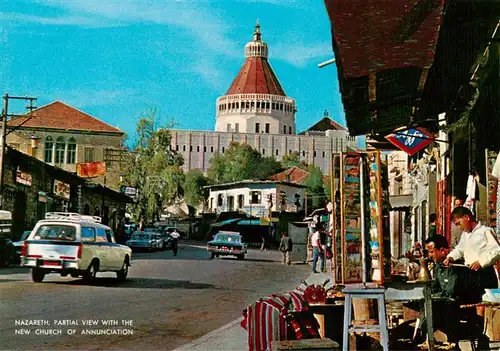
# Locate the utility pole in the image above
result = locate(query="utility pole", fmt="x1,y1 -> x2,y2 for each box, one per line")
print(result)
0,94 -> 37,207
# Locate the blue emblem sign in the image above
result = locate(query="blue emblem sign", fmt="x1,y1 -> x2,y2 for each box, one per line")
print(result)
385,127 -> 434,156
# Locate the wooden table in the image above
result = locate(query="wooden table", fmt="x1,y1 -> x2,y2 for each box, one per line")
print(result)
384,281 -> 435,351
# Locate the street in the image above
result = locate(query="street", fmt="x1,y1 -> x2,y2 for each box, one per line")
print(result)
0,242 -> 310,351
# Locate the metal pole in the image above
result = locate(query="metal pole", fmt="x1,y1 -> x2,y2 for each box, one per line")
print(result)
0,94 -> 9,207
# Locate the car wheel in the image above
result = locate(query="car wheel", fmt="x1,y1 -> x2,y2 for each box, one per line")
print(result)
210,252 -> 215,259
116,258 -> 129,281
83,260 -> 98,284
31,268 -> 45,282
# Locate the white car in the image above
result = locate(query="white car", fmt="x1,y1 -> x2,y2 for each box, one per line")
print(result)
21,213 -> 132,283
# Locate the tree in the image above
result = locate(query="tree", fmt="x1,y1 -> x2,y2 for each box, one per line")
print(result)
302,164 -> 326,209
207,142 -> 282,184
183,169 -> 209,209
281,151 -> 301,168
124,109 -> 184,227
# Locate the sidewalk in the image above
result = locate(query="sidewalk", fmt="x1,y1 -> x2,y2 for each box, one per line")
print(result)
173,271 -> 332,351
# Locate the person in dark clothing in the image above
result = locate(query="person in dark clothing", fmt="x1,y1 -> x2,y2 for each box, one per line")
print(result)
279,233 -> 293,265
421,235 -> 490,348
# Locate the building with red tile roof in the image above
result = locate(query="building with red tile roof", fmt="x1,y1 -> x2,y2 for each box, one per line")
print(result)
6,101 -> 125,191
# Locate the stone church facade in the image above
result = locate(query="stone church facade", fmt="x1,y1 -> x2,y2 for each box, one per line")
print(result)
170,23 -> 357,175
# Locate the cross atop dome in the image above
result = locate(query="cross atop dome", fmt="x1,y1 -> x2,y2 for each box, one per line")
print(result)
253,19 -> 262,41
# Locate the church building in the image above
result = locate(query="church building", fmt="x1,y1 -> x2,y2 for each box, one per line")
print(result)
170,23 -> 357,175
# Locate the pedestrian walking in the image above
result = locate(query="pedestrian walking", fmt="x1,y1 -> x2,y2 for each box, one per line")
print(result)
260,235 -> 266,251
279,233 -> 293,265
311,226 -> 324,273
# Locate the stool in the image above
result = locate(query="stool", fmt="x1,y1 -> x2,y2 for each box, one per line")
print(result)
342,287 -> 389,351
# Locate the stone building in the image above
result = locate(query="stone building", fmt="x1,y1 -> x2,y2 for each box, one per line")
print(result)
170,23 -> 357,175
1,147 -> 131,239
7,101 -> 126,191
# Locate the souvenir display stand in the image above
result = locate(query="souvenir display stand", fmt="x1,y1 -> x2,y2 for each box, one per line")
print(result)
333,151 -> 390,285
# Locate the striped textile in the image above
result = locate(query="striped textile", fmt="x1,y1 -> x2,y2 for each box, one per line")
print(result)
245,296 -> 288,351
241,292 -> 319,350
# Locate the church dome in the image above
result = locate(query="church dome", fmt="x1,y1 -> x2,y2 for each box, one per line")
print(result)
215,22 -> 295,135
226,22 -> 286,96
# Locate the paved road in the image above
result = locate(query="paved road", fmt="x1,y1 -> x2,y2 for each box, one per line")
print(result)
0,242 -> 310,351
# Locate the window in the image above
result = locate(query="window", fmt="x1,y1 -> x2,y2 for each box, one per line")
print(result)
34,225 -> 76,241
237,195 -> 244,209
95,228 -> 107,242
283,125 -> 287,134
322,151 -> 325,158
235,123 -> 239,133
262,149 -> 266,155
176,145 -> 179,151
227,124 -> 231,132
190,145 -> 193,152
204,146 -> 207,152
105,230 -> 115,243
81,227 -> 96,242
313,151 -> 317,157
289,126 -> 292,134
66,137 -> 76,164
222,147 -> 225,153
257,101 -> 261,109
302,150 -> 305,157
255,123 -> 260,133
250,191 -> 261,204
276,149 -> 279,156
55,136 -> 65,163
44,136 -> 53,163
197,146 -> 200,152
211,146 -> 214,153
183,145 -> 186,152
266,102 -> 270,109
217,194 -> 223,206
265,123 -> 270,133
84,147 -> 95,163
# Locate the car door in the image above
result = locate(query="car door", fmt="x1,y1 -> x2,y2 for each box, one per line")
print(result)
95,228 -> 112,270
105,229 -> 123,270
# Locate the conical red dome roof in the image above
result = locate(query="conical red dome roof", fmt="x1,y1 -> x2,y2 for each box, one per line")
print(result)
226,58 -> 286,96
226,23 -> 286,96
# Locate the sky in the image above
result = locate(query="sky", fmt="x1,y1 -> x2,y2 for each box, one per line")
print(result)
1,0 -> 345,145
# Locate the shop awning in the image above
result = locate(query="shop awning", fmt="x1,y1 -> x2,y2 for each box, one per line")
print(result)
389,194 -> 413,210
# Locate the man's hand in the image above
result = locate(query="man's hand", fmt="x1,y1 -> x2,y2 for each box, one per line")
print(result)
469,261 -> 481,271
443,257 -> 454,267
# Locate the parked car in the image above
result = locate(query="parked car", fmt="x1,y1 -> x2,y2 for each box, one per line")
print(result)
151,233 -> 165,251
0,210 -> 15,266
13,230 -> 31,263
126,231 -> 157,252
21,212 -> 132,283
207,231 -> 247,260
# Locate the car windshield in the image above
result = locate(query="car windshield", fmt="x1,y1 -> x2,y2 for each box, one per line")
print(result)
34,225 -> 76,241
214,234 -> 241,243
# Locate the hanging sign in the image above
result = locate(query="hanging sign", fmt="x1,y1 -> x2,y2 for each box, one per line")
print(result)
385,127 -> 434,156
16,167 -> 32,186
77,161 -> 107,178
54,180 -> 70,200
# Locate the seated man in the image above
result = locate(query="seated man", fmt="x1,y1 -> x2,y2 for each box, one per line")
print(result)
420,235 -> 489,348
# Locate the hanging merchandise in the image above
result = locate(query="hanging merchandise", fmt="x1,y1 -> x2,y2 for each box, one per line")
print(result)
464,171 -> 480,216
486,150 -> 500,233
366,151 -> 383,282
340,152 -> 363,283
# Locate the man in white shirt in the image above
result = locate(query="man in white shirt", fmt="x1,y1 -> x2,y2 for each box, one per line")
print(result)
444,207 -> 500,293
311,226 -> 324,274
